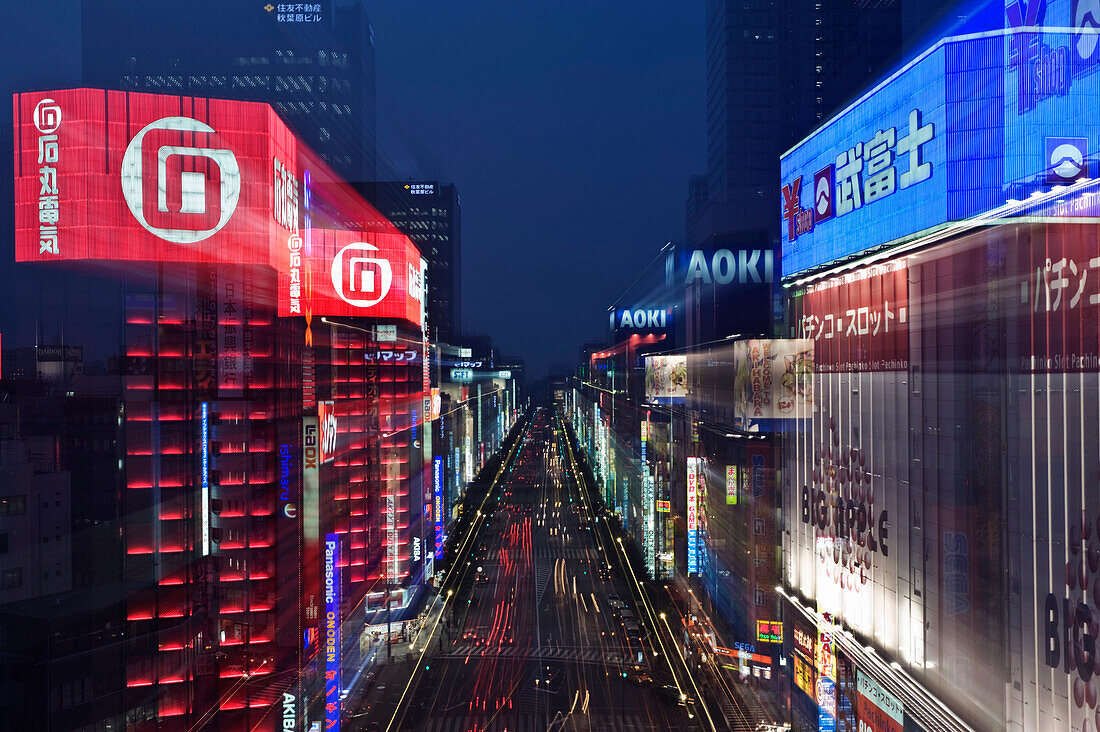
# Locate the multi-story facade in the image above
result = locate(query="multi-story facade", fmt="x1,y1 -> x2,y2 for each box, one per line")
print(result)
81,0 -> 376,182
11,87 -> 424,731
776,3 -> 1100,729
357,182 -> 463,344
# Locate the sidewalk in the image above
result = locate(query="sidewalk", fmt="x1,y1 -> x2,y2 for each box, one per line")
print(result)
344,590 -> 452,730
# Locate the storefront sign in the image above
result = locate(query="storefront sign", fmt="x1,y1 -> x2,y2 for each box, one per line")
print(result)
756,619 -> 783,643
857,670 -> 904,732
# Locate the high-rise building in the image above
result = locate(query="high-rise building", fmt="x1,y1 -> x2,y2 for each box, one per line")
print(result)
80,0 -> 376,181
357,182 -> 463,343
11,85 -> 428,731
690,0 -> 906,246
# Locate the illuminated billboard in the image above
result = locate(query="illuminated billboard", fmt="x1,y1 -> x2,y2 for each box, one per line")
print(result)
686,456 -> 699,574
13,89 -> 424,328
644,355 -> 687,403
14,89 -> 297,264
731,338 -> 814,429
780,16 -> 1100,277
277,228 -> 424,326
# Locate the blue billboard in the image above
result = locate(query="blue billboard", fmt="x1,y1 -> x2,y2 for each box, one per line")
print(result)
781,0 -> 1100,277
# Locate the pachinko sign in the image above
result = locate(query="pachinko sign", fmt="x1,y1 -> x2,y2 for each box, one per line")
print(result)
13,88 -> 297,264
857,670 -> 903,732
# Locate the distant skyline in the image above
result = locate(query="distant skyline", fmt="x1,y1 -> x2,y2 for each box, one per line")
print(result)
366,1 -> 705,377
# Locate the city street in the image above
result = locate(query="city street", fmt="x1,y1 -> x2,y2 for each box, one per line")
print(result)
384,410 -> 703,732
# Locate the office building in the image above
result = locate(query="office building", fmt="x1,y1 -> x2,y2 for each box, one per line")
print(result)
357,182 -> 463,343
81,0 -> 376,181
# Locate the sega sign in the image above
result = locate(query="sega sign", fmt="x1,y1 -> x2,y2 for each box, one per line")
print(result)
780,13 -> 1100,277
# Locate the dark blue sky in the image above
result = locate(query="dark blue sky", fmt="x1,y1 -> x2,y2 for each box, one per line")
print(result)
366,1 -> 705,377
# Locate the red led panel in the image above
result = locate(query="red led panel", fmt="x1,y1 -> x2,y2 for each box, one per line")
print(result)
13,88 -> 300,264
277,228 -> 424,327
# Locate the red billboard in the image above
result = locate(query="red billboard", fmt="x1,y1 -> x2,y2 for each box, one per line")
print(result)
13,89 -> 422,326
798,260 -> 908,372
14,88 -> 300,264
277,228 -> 424,326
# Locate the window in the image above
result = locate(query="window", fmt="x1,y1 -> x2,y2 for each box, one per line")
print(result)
2,567 -> 23,588
0,533 -> 7,553
0,495 -> 26,516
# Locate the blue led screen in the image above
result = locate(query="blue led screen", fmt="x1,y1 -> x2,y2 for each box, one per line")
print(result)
781,0 -> 1100,277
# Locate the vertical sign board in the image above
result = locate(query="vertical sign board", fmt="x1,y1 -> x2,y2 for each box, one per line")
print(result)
726,465 -> 738,505
433,456 -> 444,558
302,417 -> 321,650
687,457 -> 699,574
641,414 -> 655,577
324,534 -> 340,732
817,626 -> 837,732
200,402 -> 210,556
857,670 -> 904,732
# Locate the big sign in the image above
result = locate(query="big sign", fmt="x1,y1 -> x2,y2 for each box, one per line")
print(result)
14,88 -> 298,264
14,88 -> 425,327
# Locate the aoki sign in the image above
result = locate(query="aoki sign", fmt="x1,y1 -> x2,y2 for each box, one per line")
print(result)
611,307 -> 671,332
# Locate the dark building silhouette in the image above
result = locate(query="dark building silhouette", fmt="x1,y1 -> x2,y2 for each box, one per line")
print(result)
356,182 -> 463,344
81,0 -> 377,181
688,0 -> 907,246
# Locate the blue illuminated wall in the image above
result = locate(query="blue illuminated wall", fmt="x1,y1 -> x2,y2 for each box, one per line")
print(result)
781,0 -> 1100,277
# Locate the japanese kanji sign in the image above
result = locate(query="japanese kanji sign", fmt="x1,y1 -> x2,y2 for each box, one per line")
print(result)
798,260 -> 908,372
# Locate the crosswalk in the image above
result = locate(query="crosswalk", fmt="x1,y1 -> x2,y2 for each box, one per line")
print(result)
439,644 -> 611,665
534,546 -> 591,560
534,557 -> 551,605
413,713 -> 667,732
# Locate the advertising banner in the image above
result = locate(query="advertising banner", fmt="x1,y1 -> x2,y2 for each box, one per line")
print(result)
277,228 -> 423,326
798,260 -> 908,372
781,21 -> 1100,278
302,417 -> 320,650
645,355 -> 687,403
857,670 -> 904,732
324,534 -> 340,732
726,465 -> 738,505
687,456 -> 699,574
14,89 -> 295,265
732,339 -> 814,429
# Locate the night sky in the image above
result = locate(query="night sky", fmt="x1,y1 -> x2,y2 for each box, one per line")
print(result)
365,1 -> 705,377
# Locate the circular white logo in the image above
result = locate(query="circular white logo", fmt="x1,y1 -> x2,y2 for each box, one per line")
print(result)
120,116 -> 241,244
331,242 -> 393,308
33,98 -> 62,134
1051,142 -> 1084,179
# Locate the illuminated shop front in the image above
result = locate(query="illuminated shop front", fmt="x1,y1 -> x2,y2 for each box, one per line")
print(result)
778,6 -> 1100,730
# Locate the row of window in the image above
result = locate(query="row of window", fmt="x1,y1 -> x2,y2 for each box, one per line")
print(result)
0,494 -> 26,516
